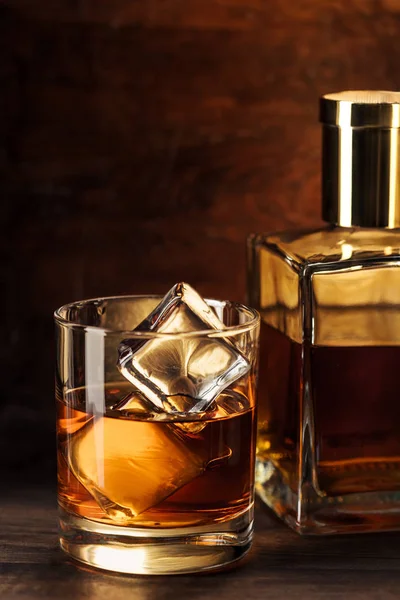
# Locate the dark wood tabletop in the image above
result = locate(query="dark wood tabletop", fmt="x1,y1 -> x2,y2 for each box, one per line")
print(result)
2,485 -> 400,599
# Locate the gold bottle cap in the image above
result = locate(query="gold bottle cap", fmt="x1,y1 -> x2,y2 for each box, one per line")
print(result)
320,90 -> 400,228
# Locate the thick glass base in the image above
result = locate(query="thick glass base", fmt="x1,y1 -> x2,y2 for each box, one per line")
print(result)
256,458 -> 400,535
59,507 -> 253,575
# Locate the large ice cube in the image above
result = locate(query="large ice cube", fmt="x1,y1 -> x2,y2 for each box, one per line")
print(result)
69,413 -> 208,521
117,282 -> 250,414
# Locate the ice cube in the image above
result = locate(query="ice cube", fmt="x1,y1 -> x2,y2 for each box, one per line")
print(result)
110,390 -> 159,419
68,412 -> 209,521
117,282 -> 250,414
213,388 -> 250,417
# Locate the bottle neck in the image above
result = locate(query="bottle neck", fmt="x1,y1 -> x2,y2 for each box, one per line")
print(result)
322,124 -> 400,229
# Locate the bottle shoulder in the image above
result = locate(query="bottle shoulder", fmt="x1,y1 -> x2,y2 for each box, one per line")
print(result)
250,226 -> 400,267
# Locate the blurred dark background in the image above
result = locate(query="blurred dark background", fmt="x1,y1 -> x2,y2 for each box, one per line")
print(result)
1,0 -> 400,482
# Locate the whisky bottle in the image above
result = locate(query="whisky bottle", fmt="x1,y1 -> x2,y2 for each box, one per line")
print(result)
248,91 -> 400,534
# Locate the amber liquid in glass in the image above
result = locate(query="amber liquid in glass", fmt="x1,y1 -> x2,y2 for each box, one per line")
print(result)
58,383 -> 255,529
257,320 -> 400,500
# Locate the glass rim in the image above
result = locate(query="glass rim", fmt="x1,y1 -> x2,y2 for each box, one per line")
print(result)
54,294 -> 260,338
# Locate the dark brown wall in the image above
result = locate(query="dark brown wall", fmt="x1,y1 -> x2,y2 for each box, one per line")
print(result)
2,0 -> 400,476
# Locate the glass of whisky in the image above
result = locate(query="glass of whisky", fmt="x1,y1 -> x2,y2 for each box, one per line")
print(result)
55,289 -> 259,575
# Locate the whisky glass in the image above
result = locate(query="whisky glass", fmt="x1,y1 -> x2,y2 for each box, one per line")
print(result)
55,295 -> 259,575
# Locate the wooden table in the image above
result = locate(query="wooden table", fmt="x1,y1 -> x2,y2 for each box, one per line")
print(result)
2,485 -> 400,599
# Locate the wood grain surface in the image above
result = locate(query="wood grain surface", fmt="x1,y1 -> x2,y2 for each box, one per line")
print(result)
2,486 -> 400,599
1,0 -> 400,471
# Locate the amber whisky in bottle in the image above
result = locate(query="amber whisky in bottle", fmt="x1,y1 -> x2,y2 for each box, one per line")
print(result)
248,91 -> 400,534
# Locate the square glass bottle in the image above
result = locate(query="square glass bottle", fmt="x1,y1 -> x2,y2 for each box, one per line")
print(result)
248,91 -> 400,534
